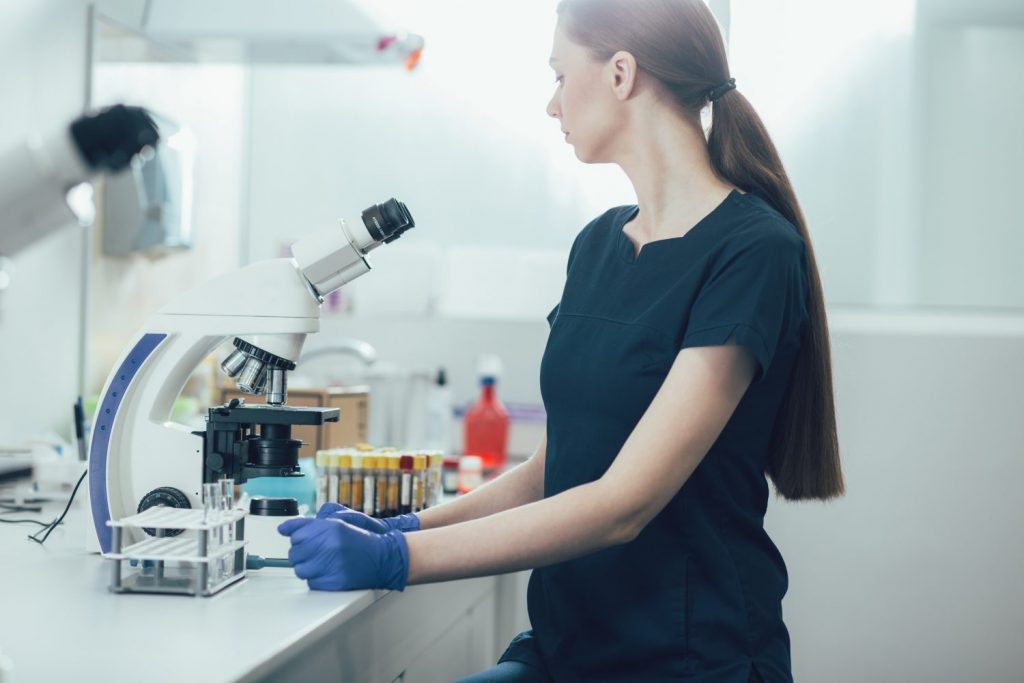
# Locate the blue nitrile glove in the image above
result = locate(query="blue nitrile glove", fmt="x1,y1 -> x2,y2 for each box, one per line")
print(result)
315,502 -> 421,533
277,516 -> 409,592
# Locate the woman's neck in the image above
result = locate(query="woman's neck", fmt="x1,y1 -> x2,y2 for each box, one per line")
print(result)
614,105 -> 734,241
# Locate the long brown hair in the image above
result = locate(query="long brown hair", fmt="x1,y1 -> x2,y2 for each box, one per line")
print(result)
557,0 -> 844,500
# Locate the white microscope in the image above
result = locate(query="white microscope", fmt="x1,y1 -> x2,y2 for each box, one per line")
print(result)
87,198 -> 415,568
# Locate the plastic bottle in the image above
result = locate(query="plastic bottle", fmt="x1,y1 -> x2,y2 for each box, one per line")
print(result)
425,368 -> 452,454
463,354 -> 509,470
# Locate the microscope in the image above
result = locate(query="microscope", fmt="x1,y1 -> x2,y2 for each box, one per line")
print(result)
88,198 -> 415,555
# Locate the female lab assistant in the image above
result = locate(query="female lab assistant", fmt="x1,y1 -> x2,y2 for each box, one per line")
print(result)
278,1 -> 845,681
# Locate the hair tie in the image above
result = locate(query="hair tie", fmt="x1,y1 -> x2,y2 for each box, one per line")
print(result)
708,77 -> 736,102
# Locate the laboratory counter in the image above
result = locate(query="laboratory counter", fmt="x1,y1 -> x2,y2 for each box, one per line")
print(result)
0,501 -> 529,682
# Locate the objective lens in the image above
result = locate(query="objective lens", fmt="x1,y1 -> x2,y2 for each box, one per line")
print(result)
220,350 -> 247,378
236,357 -> 266,394
266,368 -> 287,405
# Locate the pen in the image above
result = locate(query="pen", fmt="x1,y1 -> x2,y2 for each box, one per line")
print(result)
74,396 -> 87,462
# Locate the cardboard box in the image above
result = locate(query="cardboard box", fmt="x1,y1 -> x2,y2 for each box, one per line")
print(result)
218,385 -> 369,458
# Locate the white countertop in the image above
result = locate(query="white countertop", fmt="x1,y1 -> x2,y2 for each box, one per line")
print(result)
0,502 -> 394,683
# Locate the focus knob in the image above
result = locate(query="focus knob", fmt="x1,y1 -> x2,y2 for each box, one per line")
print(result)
137,486 -> 191,537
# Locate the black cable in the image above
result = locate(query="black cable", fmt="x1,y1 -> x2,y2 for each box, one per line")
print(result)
0,503 -> 43,513
27,468 -> 88,545
0,518 -> 52,527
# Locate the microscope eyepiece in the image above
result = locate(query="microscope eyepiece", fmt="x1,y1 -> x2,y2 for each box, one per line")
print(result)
361,198 -> 415,245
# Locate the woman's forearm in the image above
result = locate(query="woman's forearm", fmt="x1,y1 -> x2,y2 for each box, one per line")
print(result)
404,477 -> 635,584
415,452 -> 544,530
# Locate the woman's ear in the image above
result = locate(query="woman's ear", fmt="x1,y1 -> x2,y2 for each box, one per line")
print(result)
608,50 -> 638,101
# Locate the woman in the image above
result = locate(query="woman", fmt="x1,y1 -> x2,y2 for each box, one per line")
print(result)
278,1 -> 844,681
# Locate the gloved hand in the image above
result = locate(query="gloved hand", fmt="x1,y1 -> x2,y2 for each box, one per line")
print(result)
315,502 -> 421,533
277,516 -> 409,592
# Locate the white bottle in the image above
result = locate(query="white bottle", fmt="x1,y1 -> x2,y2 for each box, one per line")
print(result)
425,367 -> 453,454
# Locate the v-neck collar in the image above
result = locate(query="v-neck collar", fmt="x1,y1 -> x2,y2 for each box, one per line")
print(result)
617,189 -> 743,264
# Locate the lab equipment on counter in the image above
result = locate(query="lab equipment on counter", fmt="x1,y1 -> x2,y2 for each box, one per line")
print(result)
313,448 -> 443,516
463,354 -> 510,470
0,104 -> 158,257
425,367 -> 453,454
88,197 -> 415,562
457,455 -> 484,494
104,502 -> 246,597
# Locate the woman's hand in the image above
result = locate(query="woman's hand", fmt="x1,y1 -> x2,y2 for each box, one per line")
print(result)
315,502 -> 421,533
277,516 -> 409,591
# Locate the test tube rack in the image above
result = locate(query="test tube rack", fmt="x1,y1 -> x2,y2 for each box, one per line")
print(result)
104,505 -> 248,597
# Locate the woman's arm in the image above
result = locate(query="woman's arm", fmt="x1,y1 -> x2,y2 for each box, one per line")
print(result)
414,431 -> 547,531
404,338 -> 757,584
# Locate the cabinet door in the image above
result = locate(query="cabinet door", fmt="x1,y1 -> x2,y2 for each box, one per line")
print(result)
401,591 -> 496,682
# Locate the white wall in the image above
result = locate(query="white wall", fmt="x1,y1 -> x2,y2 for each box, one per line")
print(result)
0,0 -> 90,443
86,61 -> 247,396
768,309 -> 1024,682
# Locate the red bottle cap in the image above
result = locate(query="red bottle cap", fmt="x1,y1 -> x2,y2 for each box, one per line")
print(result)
400,455 -> 413,470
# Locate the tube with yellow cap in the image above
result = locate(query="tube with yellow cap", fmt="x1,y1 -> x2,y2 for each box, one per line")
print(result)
338,452 -> 353,507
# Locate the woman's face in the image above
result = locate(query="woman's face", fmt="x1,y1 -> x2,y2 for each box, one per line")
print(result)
546,22 -> 624,163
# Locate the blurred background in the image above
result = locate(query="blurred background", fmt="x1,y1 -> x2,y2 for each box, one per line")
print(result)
0,0 -> 1021,680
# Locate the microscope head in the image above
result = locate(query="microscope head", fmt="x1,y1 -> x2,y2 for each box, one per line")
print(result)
218,197 -> 416,405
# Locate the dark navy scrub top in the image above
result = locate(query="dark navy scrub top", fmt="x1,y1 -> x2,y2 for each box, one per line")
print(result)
498,189 -> 810,683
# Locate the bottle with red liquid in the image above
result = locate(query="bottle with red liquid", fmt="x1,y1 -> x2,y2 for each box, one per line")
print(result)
463,355 -> 509,471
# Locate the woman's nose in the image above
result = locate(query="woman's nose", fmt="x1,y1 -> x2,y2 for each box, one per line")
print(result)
546,94 -> 560,119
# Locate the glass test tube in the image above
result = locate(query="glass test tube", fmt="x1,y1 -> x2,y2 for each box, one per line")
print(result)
327,451 -> 340,505
412,455 -> 426,513
350,454 -> 364,513
202,483 -> 223,587
219,478 -> 235,580
315,450 -> 330,511
338,453 -> 353,508
386,456 -> 400,518
399,455 -> 413,514
362,456 -> 377,516
429,453 -> 444,507
375,456 -> 388,517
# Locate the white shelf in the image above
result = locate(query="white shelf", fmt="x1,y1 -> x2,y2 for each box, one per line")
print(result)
107,505 -> 245,531
105,537 -> 247,563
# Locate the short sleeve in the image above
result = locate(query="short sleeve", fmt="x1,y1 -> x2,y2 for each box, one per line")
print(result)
680,227 -> 809,383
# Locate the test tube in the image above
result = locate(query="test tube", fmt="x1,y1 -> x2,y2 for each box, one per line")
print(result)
413,454 -> 427,513
399,455 -> 413,514
375,456 -> 388,517
202,483 -> 220,525
362,455 -> 377,516
428,453 -> 444,507
338,452 -> 353,507
219,478 -> 235,580
315,450 -> 329,511
327,451 -> 340,504
202,483 -> 223,588
350,454 -> 364,513
386,455 -> 400,517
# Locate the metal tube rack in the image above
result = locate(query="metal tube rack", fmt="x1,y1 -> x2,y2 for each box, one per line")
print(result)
105,506 -> 248,597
